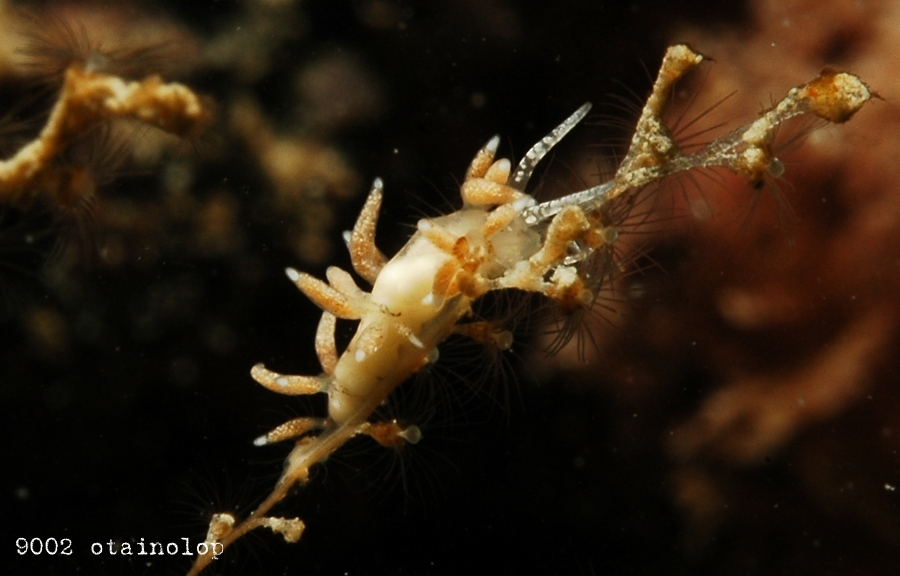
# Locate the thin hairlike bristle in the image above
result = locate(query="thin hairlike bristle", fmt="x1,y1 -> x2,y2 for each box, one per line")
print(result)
65,122 -> 156,186
16,9 -> 176,83
0,204 -> 60,317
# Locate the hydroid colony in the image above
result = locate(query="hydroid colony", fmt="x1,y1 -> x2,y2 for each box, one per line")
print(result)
0,5 -> 878,575
186,44 -> 872,574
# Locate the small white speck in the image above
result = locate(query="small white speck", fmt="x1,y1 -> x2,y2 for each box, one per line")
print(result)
886,484 -> 896,492
512,196 -> 536,211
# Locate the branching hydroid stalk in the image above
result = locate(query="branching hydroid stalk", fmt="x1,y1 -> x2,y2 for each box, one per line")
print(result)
0,65 -> 211,209
187,44 -> 871,575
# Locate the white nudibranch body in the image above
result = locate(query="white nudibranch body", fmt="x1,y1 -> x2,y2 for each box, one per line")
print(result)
329,230 -> 458,423
326,204 -> 545,423
248,43 -> 873,451
250,97 -> 609,433
243,42 -> 874,479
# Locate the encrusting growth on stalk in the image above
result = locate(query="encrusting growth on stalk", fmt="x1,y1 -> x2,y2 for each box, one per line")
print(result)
0,64 -> 211,210
187,44 -> 872,574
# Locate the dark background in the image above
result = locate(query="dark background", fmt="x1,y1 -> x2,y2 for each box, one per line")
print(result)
9,1 -> 875,575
